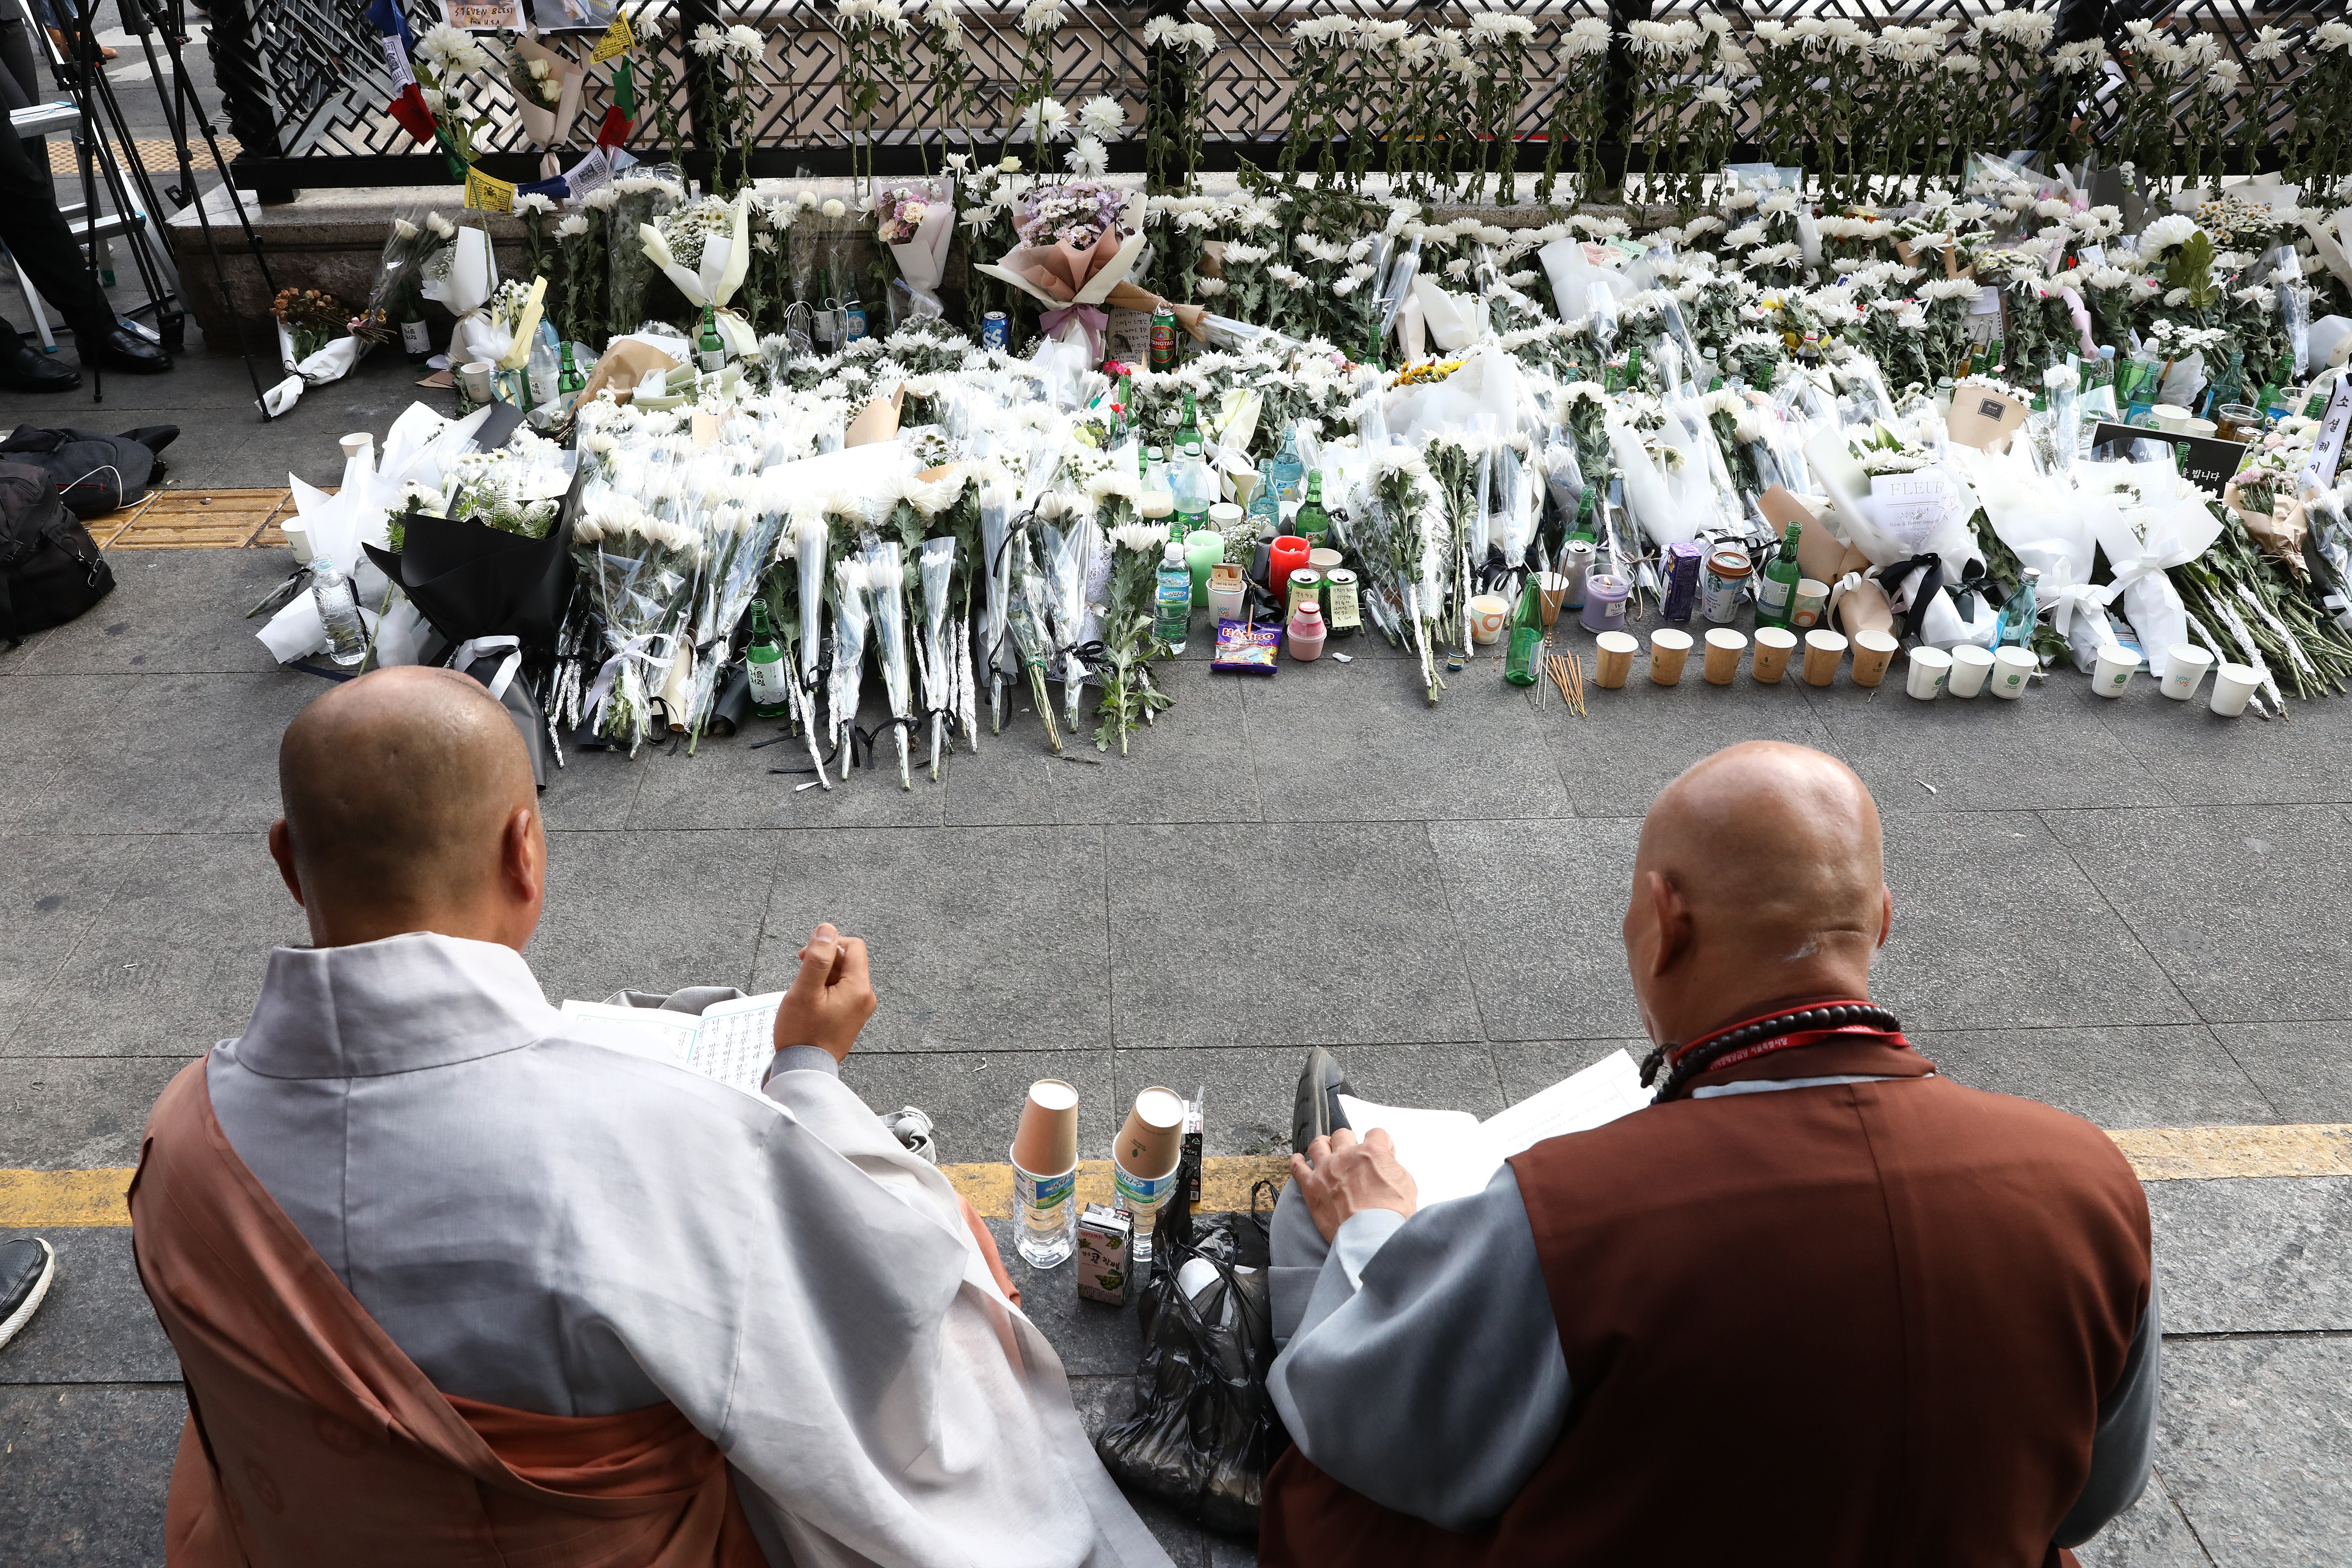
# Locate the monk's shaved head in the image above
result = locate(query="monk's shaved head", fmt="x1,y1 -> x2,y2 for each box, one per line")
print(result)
1623,742 -> 1892,1045
272,667 -> 542,947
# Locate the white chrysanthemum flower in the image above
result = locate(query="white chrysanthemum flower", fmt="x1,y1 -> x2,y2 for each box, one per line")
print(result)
1065,136 -> 1108,177
1077,95 -> 1124,139
1019,95 -> 1069,143
727,23 -> 764,57
2163,287 -> 2192,307
514,192 -> 555,215
2139,214 -> 2199,255
690,22 -> 724,55
554,214 -> 589,239
417,23 -> 487,75
823,198 -> 846,218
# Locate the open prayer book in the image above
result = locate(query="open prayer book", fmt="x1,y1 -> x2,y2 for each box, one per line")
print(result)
1338,1049 -> 1650,1207
558,994 -> 784,1095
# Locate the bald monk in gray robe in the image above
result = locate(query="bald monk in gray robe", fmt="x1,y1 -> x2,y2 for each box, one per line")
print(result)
152,666 -> 1169,1568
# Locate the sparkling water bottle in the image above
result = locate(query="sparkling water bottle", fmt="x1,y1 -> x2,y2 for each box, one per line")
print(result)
310,560 -> 367,667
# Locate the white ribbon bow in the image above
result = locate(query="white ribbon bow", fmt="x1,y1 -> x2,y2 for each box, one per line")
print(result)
452,634 -> 522,700
584,632 -> 679,727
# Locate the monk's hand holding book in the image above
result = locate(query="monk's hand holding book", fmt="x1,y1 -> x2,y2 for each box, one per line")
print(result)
775,922 -> 877,1062
1292,1127 -> 1419,1244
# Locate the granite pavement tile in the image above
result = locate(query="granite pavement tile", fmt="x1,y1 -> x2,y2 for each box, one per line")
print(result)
1237,653 -> 1572,823
2147,1178 -> 2352,1336
0,674 -> 126,830
1804,671 -> 2173,814
624,685 -> 946,831
1106,822 -> 1484,1050
2097,678 -> 2352,809
0,834 -> 149,1036
0,1056 -> 188,1169
0,1384 -> 182,1568
536,741 -> 649,831
20,833 -> 303,1057
1873,811 -> 2196,1031
1540,631 -> 1837,819
0,622 -> 46,672
2206,1022 -> 2352,1128
986,1220 -> 1145,1379
0,1231 -> 178,1385
15,549 -> 293,676
531,829 -> 779,1006
2041,805 -> 2352,1025
839,1047 -> 1115,1167
1427,816 -> 1647,1042
2073,1471 -> 2220,1568
755,826 -> 1111,1053
943,661 -> 1265,829
1114,1042 -> 1507,1159
1914,1025 -> 2280,1130
2149,1336 -> 2352,1568
10,671 -> 314,834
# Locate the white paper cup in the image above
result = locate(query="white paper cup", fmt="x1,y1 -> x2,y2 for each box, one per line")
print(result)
2092,644 -> 2139,698
1989,646 -> 2035,699
2209,661 -> 2261,717
1904,646 -> 1951,700
1945,644 -> 1996,698
2180,417 -> 2218,439
459,359 -> 497,401
1468,594 -> 1509,645
2159,642 -> 2212,701
2153,403 -> 2194,434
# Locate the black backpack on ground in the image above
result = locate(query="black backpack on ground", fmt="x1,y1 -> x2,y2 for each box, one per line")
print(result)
0,423 -> 178,518
0,459 -> 112,646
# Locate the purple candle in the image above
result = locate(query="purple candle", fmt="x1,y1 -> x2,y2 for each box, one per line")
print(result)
1579,573 -> 1630,634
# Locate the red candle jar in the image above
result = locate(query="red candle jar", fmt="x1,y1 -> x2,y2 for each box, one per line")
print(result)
1268,535 -> 1310,605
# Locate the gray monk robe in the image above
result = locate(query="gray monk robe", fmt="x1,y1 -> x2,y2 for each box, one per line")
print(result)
190,931 -> 1170,1568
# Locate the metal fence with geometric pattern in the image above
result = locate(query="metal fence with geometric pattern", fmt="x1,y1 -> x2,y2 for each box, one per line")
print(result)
207,0 -> 2343,193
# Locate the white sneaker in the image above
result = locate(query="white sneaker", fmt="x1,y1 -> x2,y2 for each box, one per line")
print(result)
0,1238 -> 56,1353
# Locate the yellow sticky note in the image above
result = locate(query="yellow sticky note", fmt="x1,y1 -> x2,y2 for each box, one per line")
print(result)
499,276 -> 549,371
590,11 -> 635,64
463,165 -> 515,214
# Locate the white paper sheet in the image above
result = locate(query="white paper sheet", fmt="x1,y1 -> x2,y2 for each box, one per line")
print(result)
1339,1049 -> 1646,1208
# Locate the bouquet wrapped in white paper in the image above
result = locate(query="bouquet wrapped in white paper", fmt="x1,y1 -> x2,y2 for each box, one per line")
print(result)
642,193 -> 757,355
877,180 -> 955,321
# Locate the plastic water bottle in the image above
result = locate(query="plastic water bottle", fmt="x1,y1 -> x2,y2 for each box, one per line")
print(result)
310,560 -> 367,667
1268,423 -> 1305,504
1153,542 -> 1192,653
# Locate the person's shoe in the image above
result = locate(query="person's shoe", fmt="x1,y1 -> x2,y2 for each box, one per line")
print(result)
0,1238 -> 56,1352
1291,1047 -> 1354,1156
0,344 -> 81,392
82,322 -> 172,375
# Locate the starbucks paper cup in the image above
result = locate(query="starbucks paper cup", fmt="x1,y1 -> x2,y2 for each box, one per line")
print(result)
1990,646 -> 2035,699
2093,644 -> 2139,698
1849,630 -> 1899,688
2209,662 -> 2261,717
1649,627 -> 1693,685
1702,627 -> 1746,685
1905,646 -> 1951,700
1947,643 -> 1996,698
1593,630 -> 1638,688
2159,643 -> 2212,701
1751,626 -> 1797,683
1801,629 -> 1847,687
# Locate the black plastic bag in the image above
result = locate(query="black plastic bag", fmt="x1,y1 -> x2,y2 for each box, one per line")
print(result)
1094,1191 -> 1285,1538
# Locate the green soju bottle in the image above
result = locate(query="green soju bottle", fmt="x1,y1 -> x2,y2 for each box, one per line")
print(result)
1293,470 -> 1331,549
698,304 -> 725,374
1503,573 -> 1544,687
744,601 -> 792,719
1755,519 -> 1803,628
1174,389 -> 1202,454
557,342 -> 585,400
399,292 -> 432,366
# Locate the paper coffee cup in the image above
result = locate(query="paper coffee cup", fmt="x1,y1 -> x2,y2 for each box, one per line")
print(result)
2160,642 -> 2212,700
1116,1086 -> 1187,1180
1801,629 -> 1847,687
1012,1079 -> 1080,1176
1947,643 -> 1996,698
460,359 -> 497,401
1751,625 -> 1798,683
1468,594 -> 1509,645
1702,627 -> 1746,685
1905,646 -> 1951,700
1849,630 -> 1899,688
2093,643 -> 2139,697
1990,645 -> 2035,699
340,432 -> 374,462
2209,661 -> 2261,717
2181,417 -> 2218,439
1649,627 -> 1693,685
1594,630 -> 1637,688
1791,578 -> 1830,631
1536,572 -> 1569,628
2153,403 -> 2193,434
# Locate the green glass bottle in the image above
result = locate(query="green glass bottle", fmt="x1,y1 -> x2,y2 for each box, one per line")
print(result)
697,304 -> 725,374
1293,470 -> 1331,549
1755,519 -> 1803,628
1174,389 -> 1202,454
1503,573 -> 1544,687
744,601 -> 791,719
1987,335 -> 2007,376
557,341 -> 585,399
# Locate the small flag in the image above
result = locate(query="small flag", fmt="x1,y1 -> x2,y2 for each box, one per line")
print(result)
589,10 -> 636,64
595,57 -> 635,149
464,164 -> 516,213
388,83 -> 437,144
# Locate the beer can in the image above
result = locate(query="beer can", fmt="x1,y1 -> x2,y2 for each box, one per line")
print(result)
981,310 -> 1010,352
1324,568 -> 1362,635
1150,307 -> 1178,371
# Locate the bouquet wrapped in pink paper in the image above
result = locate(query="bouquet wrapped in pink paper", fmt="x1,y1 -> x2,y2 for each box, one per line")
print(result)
971,181 -> 1147,358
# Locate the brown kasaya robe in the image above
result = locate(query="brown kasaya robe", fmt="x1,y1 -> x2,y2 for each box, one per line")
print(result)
129,1059 -> 768,1567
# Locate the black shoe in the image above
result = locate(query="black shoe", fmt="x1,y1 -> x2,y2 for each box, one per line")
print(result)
0,1237 -> 55,1351
82,322 -> 171,375
0,344 -> 80,392
1292,1047 -> 1355,1156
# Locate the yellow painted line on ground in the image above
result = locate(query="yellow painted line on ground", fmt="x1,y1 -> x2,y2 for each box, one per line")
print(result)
9,1128 -> 2350,1229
